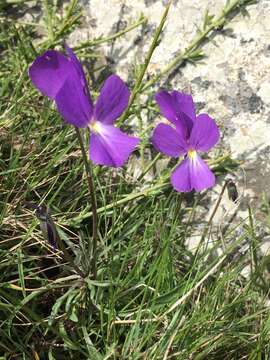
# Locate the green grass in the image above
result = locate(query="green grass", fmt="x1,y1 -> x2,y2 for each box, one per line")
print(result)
1,0 -> 270,359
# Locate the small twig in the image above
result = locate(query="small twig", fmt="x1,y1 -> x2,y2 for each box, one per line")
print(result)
200,179 -> 228,243
74,16 -> 147,50
112,318 -> 158,325
75,127 -> 98,279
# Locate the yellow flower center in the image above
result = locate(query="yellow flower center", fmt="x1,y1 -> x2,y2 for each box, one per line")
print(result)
188,149 -> 197,160
89,121 -> 102,134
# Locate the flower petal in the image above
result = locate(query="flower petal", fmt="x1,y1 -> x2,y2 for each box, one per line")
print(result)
94,75 -> 130,124
155,91 -> 179,125
89,124 -> 139,167
65,45 -> 86,84
189,114 -> 220,152
171,155 -> 215,192
29,50 -> 73,99
55,72 -> 93,128
155,91 -> 193,139
65,44 -> 94,110
171,158 -> 192,192
171,91 -> 196,122
151,123 -> 187,157
189,154 -> 215,191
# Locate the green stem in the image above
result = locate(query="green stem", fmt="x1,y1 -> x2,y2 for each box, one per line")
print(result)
193,179 -> 228,262
75,16 -> 147,50
75,128 -> 98,279
138,153 -> 161,182
118,0 -> 172,125
136,108 -> 146,171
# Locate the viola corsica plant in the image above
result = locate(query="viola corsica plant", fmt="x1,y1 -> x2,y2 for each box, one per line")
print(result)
152,91 -> 220,192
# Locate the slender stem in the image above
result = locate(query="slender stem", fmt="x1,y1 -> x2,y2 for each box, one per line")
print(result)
193,179 -> 228,261
74,16 -> 146,50
135,108 -> 146,171
118,0 -> 172,125
138,153 -> 161,182
75,127 -> 98,279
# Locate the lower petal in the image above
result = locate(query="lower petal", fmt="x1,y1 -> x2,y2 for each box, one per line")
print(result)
171,158 -> 192,192
90,125 -> 139,167
170,155 -> 215,192
189,154 -> 215,191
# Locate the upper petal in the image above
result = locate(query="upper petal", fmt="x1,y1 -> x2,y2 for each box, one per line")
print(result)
155,91 -> 177,124
65,44 -> 94,110
94,75 -> 130,125
65,44 -> 86,84
55,72 -> 93,128
155,91 -> 194,139
90,124 -> 139,167
171,91 -> 196,122
189,114 -> 220,152
151,123 -> 187,157
29,50 -> 73,99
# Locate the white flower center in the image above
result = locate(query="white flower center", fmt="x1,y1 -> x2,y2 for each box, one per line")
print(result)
188,149 -> 197,160
89,121 -> 102,134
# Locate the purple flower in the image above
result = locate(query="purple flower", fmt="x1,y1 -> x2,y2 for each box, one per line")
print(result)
29,46 -> 139,167
151,91 -> 220,192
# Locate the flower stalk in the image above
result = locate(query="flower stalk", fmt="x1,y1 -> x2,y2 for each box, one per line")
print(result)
75,127 -> 98,279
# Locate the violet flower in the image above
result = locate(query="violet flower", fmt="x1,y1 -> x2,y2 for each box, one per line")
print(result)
29,46 -> 139,167
152,91 -> 220,192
